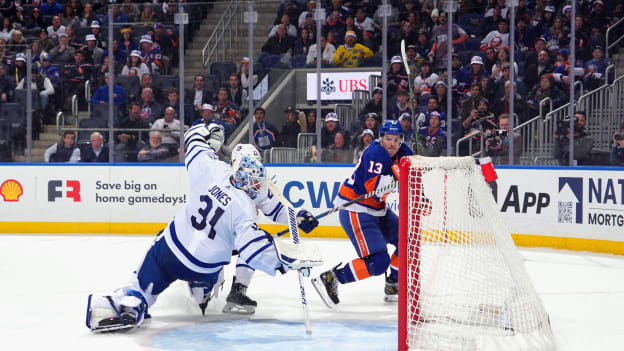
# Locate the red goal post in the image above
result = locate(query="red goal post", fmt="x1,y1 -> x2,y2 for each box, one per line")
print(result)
398,155 -> 555,351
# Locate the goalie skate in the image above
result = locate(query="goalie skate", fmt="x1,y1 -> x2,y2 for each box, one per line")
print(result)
311,265 -> 340,309
222,280 -> 257,315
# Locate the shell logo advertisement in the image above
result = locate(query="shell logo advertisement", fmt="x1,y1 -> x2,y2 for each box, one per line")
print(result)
0,179 -> 23,202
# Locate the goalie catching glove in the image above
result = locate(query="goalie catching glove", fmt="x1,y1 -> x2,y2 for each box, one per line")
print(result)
296,209 -> 319,233
184,122 -> 225,153
273,238 -> 323,277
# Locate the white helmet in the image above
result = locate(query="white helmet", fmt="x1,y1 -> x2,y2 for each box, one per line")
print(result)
232,143 -> 261,164
232,154 -> 265,199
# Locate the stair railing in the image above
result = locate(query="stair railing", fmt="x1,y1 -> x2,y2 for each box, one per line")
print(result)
201,0 -> 243,68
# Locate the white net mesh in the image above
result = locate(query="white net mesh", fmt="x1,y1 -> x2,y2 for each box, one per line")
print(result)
402,156 -> 555,351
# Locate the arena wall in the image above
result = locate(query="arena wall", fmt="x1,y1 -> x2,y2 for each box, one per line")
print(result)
1,163 -> 623,255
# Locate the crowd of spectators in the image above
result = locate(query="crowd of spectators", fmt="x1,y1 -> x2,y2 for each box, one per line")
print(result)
3,0 -> 624,166
250,0 -> 622,165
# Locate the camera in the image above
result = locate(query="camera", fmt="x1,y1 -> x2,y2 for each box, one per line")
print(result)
556,117 -> 578,136
614,133 -> 624,141
485,129 -> 507,147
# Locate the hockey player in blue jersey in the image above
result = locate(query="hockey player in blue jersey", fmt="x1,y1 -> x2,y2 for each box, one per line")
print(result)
86,123 -> 322,332
312,119 -> 413,307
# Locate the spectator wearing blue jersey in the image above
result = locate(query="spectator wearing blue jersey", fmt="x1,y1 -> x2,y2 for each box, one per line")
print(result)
39,53 -> 60,87
399,112 -> 414,147
90,73 -> 127,107
80,132 -> 110,163
192,103 -> 218,126
456,56 -> 488,95
418,111 -> 446,157
584,46 -> 610,90
252,107 -> 279,151
139,35 -> 163,73
41,0 -> 64,16
101,4 -> 129,25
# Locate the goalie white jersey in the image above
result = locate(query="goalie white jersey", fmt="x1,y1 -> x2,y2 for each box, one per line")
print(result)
166,143 -> 280,276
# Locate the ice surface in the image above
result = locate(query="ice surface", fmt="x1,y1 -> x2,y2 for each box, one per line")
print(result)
1,235 -> 623,350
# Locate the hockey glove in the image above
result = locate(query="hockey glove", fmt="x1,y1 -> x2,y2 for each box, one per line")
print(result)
183,123 -> 225,152
296,209 -> 319,233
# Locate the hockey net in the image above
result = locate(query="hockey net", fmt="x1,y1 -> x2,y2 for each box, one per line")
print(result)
398,156 -> 555,351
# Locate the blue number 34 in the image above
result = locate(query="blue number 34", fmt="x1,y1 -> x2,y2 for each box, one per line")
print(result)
191,195 -> 225,239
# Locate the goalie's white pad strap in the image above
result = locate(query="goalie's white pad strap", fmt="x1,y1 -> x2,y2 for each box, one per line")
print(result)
273,238 -> 323,270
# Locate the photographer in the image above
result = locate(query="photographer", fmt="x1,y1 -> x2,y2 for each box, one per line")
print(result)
553,111 -> 595,165
485,114 -> 523,165
609,120 -> 624,166
462,98 -> 497,134
460,98 -> 497,156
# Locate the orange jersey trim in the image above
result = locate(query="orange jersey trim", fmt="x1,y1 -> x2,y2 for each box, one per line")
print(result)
390,253 -> 399,270
338,179 -> 385,210
351,258 -> 371,280
350,211 -> 370,257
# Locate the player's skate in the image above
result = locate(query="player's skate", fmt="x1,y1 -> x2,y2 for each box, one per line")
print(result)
311,264 -> 340,309
222,278 -> 257,315
86,291 -> 147,333
384,274 -> 398,302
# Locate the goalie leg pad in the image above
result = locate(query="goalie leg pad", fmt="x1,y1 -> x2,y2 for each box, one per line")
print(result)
86,291 -> 148,333
188,268 -> 224,315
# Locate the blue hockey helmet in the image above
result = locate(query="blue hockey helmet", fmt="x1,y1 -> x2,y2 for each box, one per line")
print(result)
380,119 -> 402,136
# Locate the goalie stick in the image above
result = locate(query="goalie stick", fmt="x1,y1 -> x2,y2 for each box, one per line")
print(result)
266,179 -> 313,335
275,179 -> 399,237
400,39 -> 420,155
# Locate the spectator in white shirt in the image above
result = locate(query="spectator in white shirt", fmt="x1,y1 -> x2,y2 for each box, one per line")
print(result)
306,34 -> 336,66
151,106 -> 181,147
268,14 -> 298,38
47,15 -> 66,40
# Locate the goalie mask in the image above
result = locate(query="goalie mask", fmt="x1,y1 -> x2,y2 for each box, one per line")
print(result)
232,155 -> 266,199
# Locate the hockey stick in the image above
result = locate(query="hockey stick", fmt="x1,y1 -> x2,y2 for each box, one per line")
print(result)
400,39 -> 420,155
266,180 -> 313,335
274,179 -> 399,237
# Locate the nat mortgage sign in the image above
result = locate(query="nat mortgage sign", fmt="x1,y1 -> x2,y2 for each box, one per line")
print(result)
306,71 -> 380,100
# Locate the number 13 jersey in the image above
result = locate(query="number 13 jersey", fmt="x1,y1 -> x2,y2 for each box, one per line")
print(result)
334,140 -> 412,216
